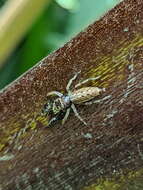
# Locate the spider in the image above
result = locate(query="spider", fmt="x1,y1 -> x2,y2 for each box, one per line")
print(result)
43,72 -> 105,126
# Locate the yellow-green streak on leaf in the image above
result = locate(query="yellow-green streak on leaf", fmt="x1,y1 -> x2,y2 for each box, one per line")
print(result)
88,34 -> 143,88
83,169 -> 143,190
0,113 -> 49,152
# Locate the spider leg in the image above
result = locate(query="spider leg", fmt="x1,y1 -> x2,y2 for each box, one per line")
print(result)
48,110 -> 67,126
47,91 -> 63,98
66,71 -> 81,93
83,95 -> 111,105
48,117 -> 57,126
71,104 -> 87,125
83,99 -> 101,105
75,76 -> 100,88
62,108 -> 71,125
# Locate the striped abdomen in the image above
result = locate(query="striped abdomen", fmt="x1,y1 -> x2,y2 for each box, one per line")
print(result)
70,87 -> 102,104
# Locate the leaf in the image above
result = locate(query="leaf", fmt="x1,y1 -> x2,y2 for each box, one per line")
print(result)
0,0 -> 143,189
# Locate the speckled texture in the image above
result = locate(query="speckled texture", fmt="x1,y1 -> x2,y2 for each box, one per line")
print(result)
0,0 -> 143,189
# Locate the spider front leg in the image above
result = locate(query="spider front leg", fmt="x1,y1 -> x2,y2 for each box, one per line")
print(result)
48,116 -> 58,126
48,109 -> 67,126
47,91 -> 63,98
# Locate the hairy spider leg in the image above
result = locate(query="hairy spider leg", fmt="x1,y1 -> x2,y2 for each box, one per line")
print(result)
66,71 -> 81,93
75,76 -> 100,88
83,99 -> 101,105
83,94 -> 109,105
47,91 -> 63,98
71,104 -> 87,125
62,108 -> 71,125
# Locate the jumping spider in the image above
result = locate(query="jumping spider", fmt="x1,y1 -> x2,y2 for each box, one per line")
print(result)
43,72 -> 105,126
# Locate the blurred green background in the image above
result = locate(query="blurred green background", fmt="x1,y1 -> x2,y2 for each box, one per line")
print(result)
0,0 -> 119,90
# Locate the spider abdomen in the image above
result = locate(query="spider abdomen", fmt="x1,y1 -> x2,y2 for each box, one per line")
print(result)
70,87 -> 102,104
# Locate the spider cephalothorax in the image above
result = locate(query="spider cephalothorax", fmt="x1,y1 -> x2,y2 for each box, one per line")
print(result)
52,96 -> 71,115
43,72 -> 105,126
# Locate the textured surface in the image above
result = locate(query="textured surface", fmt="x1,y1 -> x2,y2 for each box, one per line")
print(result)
0,0 -> 143,189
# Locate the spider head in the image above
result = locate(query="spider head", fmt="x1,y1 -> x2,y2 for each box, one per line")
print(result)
52,95 -> 71,115
52,98 -> 63,115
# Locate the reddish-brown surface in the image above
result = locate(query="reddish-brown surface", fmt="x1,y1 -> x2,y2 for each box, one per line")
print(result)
0,0 -> 143,189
